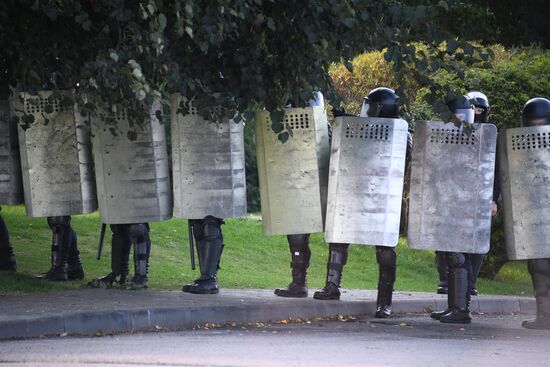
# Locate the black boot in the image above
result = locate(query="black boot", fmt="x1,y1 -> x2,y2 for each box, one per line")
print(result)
129,223 -> 150,289
436,251 -> 448,294
440,253 -> 471,324
182,217 -> 224,294
522,259 -> 550,330
431,266 -> 454,320
92,224 -> 131,288
66,229 -> 84,280
0,215 -> 16,271
374,246 -> 396,318
314,243 -> 349,300
274,234 -> 310,298
35,216 -> 71,281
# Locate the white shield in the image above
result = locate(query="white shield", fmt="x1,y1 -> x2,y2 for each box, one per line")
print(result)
92,103 -> 172,224
499,125 -> 550,259
255,107 -> 330,235
14,91 -> 97,217
171,95 -> 246,219
325,116 -> 408,246
407,121 -> 497,254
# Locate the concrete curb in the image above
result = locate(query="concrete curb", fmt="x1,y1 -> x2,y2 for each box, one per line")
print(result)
0,290 -> 536,340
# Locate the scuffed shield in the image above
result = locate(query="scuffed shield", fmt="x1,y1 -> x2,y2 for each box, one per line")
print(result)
499,125 -> 550,259
92,104 -> 172,224
13,91 -> 97,217
325,116 -> 408,246
407,121 -> 497,254
255,107 -> 330,235
0,101 -> 23,205
171,95 -> 246,219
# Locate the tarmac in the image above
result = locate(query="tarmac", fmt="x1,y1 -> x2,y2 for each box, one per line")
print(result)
0,288 -> 536,340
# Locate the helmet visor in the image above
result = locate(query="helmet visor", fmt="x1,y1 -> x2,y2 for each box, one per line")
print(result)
453,107 -> 474,124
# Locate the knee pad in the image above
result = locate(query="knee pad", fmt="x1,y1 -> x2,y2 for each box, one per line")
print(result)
528,259 -> 550,275
446,252 -> 466,268
202,216 -> 223,240
47,216 -> 71,229
376,246 -> 396,268
129,223 -> 149,243
287,234 -> 310,251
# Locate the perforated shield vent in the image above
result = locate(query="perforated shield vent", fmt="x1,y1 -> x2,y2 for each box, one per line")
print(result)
511,132 -> 550,150
24,96 -> 71,114
114,109 -> 128,121
265,112 -> 311,130
429,128 -> 475,145
345,123 -> 389,140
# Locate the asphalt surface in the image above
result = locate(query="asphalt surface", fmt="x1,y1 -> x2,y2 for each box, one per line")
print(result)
0,289 -> 535,339
0,313 -> 548,367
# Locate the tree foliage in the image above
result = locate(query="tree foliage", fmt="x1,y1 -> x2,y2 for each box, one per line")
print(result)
0,0 -> 493,137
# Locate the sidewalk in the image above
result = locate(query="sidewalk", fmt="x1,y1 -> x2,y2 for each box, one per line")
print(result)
0,289 -> 535,339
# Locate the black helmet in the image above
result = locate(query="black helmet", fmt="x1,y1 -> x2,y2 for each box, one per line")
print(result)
521,97 -> 550,127
360,87 -> 400,118
446,95 -> 474,124
466,91 -> 490,123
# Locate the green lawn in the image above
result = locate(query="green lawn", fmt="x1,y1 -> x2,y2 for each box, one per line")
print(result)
0,205 -> 533,297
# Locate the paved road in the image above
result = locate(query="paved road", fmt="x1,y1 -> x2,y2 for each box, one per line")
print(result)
1,313 -> 548,367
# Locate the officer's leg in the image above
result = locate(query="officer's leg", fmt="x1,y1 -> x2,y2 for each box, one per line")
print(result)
129,223 -> 151,289
66,226 -> 84,280
374,246 -> 397,318
440,252 -> 471,324
314,243 -> 349,300
182,216 -> 224,294
436,251 -> 448,294
36,216 -> 73,281
468,253 -> 484,295
274,234 -> 311,298
94,224 -> 132,287
522,258 -> 550,329
0,212 -> 16,271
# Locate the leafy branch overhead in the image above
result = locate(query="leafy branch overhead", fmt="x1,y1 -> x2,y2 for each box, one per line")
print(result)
0,0 -> 541,133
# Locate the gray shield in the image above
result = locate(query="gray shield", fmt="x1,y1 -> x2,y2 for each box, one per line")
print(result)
171,95 -> 246,219
92,104 -> 172,224
325,116 -> 408,246
407,121 -> 497,254
255,107 -> 330,235
0,101 -> 23,205
499,125 -> 550,259
14,91 -> 97,217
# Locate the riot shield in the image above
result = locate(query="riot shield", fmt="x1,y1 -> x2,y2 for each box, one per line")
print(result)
325,116 -> 408,246
407,121 -> 497,254
255,107 -> 330,235
170,95 -> 246,220
0,101 -> 23,205
92,103 -> 172,224
14,91 -> 97,217
499,125 -> 550,259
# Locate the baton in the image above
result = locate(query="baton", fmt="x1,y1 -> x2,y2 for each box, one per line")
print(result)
188,220 -> 196,270
96,223 -> 106,260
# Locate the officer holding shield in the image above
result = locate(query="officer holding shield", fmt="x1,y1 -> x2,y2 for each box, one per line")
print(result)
314,87 -> 411,319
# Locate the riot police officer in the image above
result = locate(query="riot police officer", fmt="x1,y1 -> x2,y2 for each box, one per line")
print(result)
435,91 -> 499,296
519,97 -> 550,330
313,87 -> 411,319
430,95 -> 477,324
274,92 -> 325,298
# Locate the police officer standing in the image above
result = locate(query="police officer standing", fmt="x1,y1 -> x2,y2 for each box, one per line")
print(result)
518,97 -> 550,329
314,87 -> 411,319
